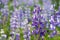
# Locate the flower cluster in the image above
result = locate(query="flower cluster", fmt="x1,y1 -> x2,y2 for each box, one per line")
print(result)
32,5 -> 46,40
10,9 -> 20,40
31,4 -> 60,40
0,0 -> 60,40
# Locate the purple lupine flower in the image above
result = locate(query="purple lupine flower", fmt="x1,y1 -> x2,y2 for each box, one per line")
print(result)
42,0 -> 51,11
0,5 -> 9,24
55,11 -> 60,27
10,9 -> 20,28
18,0 -> 34,6
13,0 -> 19,8
32,5 -> 45,29
33,5 -> 42,14
15,33 -> 20,40
24,7 -> 31,18
49,24 -> 56,30
1,5 -> 9,15
20,7 -> 31,40
42,0 -> 53,22
48,14 -> 58,38
10,9 -> 20,40
1,0 -> 9,5
49,30 -> 57,38
19,7 -> 31,27
23,19 -> 31,40
27,0 -> 34,6
18,7 -> 26,27
39,27 -> 46,37
32,29 -> 39,34
49,16 -> 57,30
32,5 -> 46,40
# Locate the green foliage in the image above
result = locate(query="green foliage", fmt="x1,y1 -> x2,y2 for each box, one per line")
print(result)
51,0 -> 59,11
19,28 -> 24,40
0,3 -> 4,9
31,35 -> 34,40
39,0 -> 43,6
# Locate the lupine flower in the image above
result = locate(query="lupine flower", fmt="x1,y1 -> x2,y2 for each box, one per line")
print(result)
49,30 -> 57,38
55,11 -> 60,27
1,0 -> 9,5
23,19 -> 31,40
32,5 -> 42,14
13,0 -> 19,8
1,5 -> 9,15
21,7 -> 31,40
32,5 -> 46,40
49,14 -> 58,38
42,0 -> 53,22
10,9 -> 20,40
10,9 -> 20,28
1,5 -> 9,24
50,24 -> 56,30
27,0 -> 34,6
19,7 -> 31,27
32,5 -> 44,28
42,0 -> 51,11
18,0 -> 34,6
32,29 -> 39,34
15,33 -> 20,40
49,15 -> 57,30
24,7 -> 31,18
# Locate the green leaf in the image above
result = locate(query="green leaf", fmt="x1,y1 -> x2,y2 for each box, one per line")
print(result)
31,35 -> 34,40
39,0 -> 43,5
51,0 -> 59,10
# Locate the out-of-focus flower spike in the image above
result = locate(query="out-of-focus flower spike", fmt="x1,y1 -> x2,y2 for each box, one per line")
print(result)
42,0 -> 51,11
13,0 -> 19,8
15,33 -> 20,40
23,19 -> 31,40
10,9 -> 20,40
33,5 -> 42,14
50,24 -> 56,30
1,0 -> 9,5
49,30 -> 57,38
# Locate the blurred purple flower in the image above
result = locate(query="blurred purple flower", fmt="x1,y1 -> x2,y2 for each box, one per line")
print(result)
10,9 -> 20,40
49,30 -> 57,38
15,33 -> 20,40
33,5 -> 42,14
1,0 -> 9,5
32,5 -> 46,40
